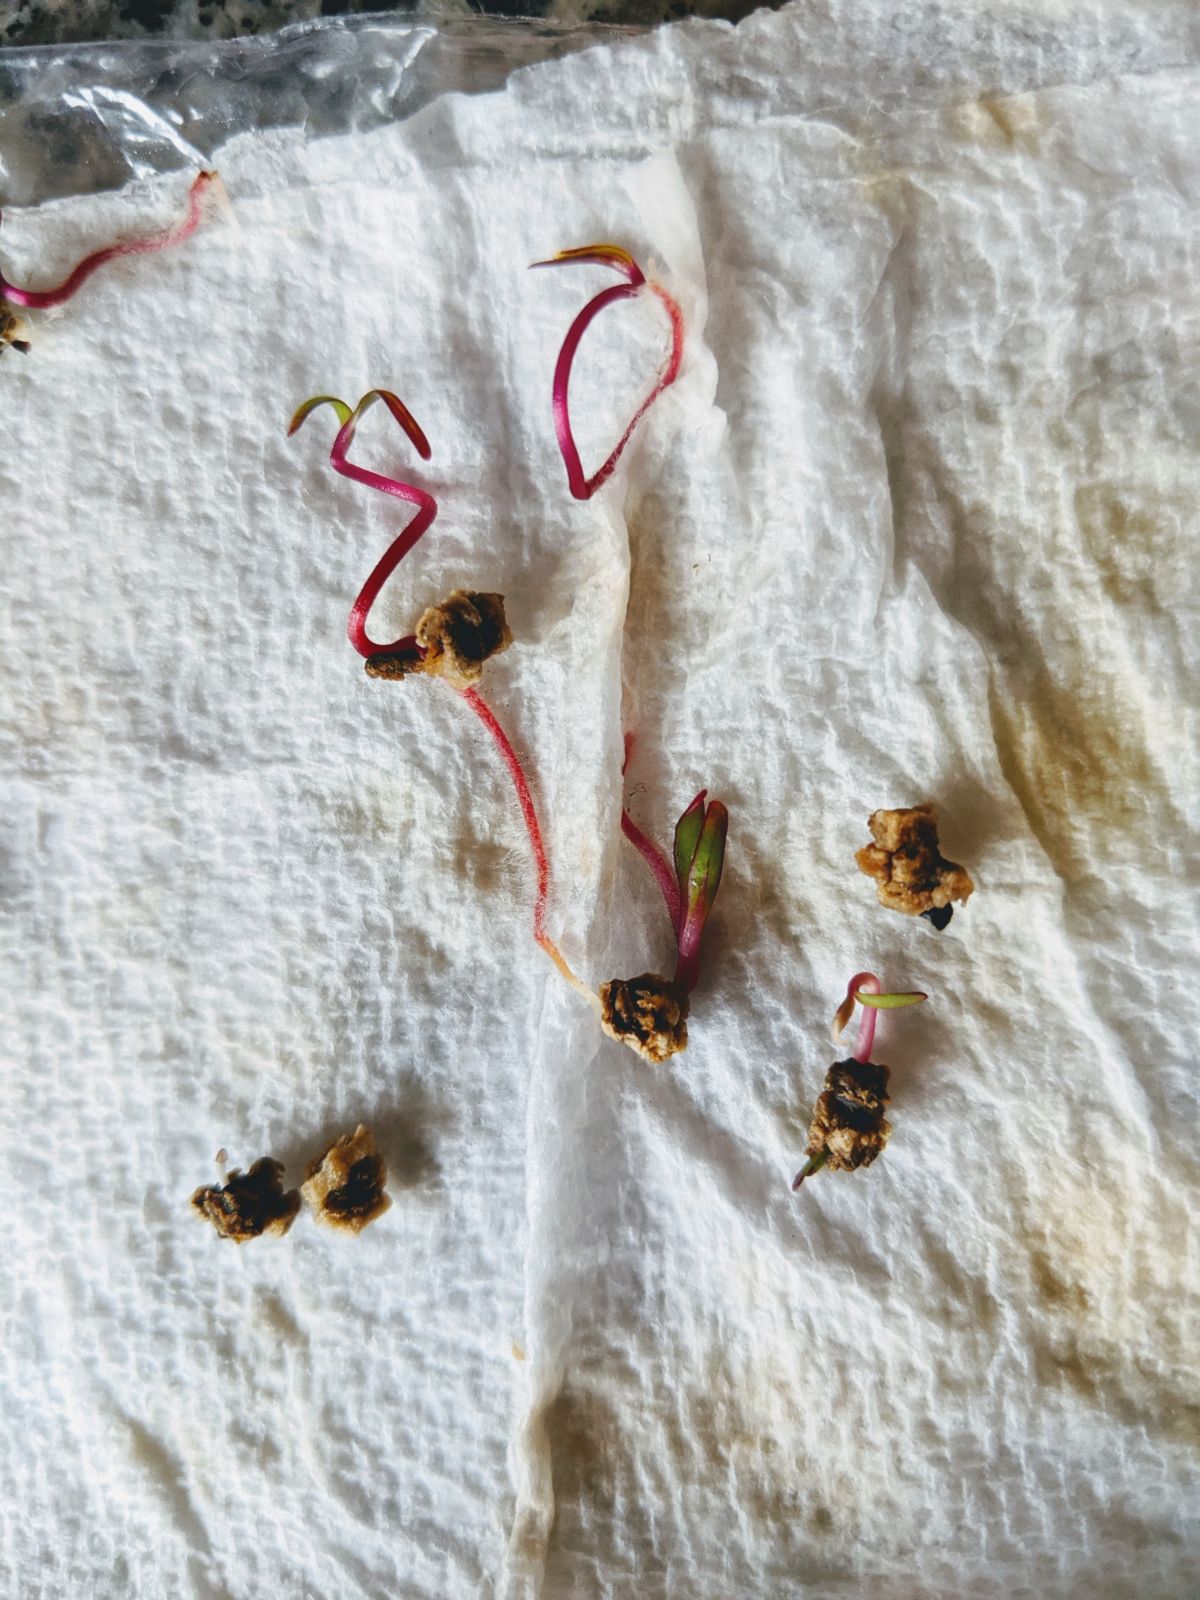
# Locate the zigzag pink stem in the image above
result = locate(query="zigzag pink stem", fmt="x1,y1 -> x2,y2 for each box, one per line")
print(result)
288,389 -> 436,659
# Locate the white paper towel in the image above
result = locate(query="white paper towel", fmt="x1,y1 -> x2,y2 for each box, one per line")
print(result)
2,3 -> 1197,1596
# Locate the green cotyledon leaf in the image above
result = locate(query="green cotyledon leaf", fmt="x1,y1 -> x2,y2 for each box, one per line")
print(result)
673,790 -> 706,895
287,393 -> 354,435
855,990 -> 927,1009
684,800 -> 728,922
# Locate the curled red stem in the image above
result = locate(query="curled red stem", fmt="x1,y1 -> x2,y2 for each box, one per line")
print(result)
0,171 -> 216,310
536,249 -> 684,500
343,483 -> 437,659
289,389 -> 436,659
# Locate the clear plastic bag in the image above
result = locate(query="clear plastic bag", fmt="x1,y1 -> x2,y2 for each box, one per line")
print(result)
0,11 -> 640,206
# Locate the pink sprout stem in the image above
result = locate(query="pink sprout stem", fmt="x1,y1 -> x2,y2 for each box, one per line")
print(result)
459,687 -> 593,1007
332,401 -> 437,658
289,389 -> 436,659
848,972 -> 881,1062
551,281 -> 637,498
797,976 -> 925,1192
673,911 -> 705,994
460,687 -> 550,942
342,486 -> 437,658
0,171 -> 215,310
535,249 -> 685,500
619,811 -> 682,936
619,733 -> 683,935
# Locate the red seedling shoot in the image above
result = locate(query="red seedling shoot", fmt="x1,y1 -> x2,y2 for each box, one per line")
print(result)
0,170 -> 218,310
791,975 -> 927,1190
458,688 -> 593,1004
289,389 -> 591,1005
288,388 -> 436,659
531,243 -> 684,500
621,735 -> 727,993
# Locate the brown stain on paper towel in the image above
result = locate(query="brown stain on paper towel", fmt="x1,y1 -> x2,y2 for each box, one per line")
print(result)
540,1385 -> 670,1591
545,1385 -> 621,1510
1017,1166 -> 1200,1451
940,488 -> 1185,883
987,667 -> 1166,881
541,1374 -> 855,1584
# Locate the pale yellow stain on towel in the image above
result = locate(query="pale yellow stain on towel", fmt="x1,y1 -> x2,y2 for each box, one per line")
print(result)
1015,1162 -> 1200,1451
945,93 -> 1043,157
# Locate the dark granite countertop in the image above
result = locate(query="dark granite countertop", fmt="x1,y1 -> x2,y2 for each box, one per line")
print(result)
3,0 -> 770,48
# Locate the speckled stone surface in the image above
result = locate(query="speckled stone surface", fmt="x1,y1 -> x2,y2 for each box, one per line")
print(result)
1,0 -> 770,46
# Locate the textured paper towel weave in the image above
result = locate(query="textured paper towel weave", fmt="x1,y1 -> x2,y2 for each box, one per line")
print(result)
2,3 -> 1198,1596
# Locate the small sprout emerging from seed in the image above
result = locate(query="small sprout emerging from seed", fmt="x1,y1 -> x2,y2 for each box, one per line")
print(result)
793,973 -> 928,1191
607,740 -> 729,1061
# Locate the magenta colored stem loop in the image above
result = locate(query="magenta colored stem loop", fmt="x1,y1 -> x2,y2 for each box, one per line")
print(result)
0,172 -> 215,310
289,388 -> 437,659
552,281 -> 639,498
536,249 -> 685,500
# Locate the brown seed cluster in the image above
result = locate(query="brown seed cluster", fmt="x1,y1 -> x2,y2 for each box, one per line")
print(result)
301,1124 -> 392,1234
855,803 -> 973,919
417,589 -> 512,687
192,1126 -> 392,1242
600,972 -> 690,1063
190,1158 -> 300,1243
805,1058 -> 892,1173
362,591 -> 512,687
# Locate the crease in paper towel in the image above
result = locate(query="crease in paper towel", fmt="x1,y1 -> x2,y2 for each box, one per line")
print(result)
502,149 -> 721,1600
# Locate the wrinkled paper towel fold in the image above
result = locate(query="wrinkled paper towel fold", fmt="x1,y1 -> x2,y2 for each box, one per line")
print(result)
2,1 -> 1197,1595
